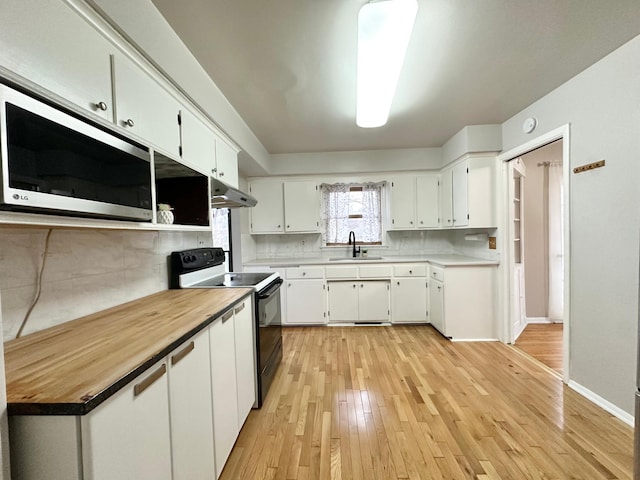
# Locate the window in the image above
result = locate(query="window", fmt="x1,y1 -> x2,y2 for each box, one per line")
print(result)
212,208 -> 232,270
321,182 -> 384,245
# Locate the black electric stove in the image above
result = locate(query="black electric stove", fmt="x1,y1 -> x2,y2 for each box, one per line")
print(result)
169,247 -> 283,408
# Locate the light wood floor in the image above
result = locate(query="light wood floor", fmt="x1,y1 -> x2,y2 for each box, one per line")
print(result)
515,323 -> 564,375
221,326 -> 633,480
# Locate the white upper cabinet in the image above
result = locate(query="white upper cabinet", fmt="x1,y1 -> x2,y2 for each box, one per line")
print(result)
416,175 -> 440,228
112,53 -> 181,159
389,177 -> 416,229
439,156 -> 496,228
0,0 -> 114,122
215,138 -> 239,188
249,181 -> 319,234
452,161 -> 469,227
249,182 -> 285,233
283,181 -> 320,232
389,175 -> 439,230
179,108 -> 216,175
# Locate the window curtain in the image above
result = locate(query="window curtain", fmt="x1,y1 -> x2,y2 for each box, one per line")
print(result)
547,162 -> 564,322
320,182 -> 384,244
360,183 -> 382,242
321,183 -> 351,244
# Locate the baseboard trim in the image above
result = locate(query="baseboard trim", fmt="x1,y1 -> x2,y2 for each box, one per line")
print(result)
451,338 -> 499,342
526,317 -> 551,324
567,380 -> 634,427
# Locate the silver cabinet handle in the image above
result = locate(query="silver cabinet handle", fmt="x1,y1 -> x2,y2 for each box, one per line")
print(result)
409,270 -> 413,274
437,285 -> 442,291
302,271 -> 306,276
134,364 -> 166,397
234,303 -> 246,315
171,341 -> 195,366
353,284 -> 356,288
410,221 -> 413,224
397,281 -> 400,285
212,168 -> 217,174
221,310 -> 233,322
125,118 -> 135,127
95,101 -> 108,111
219,171 -> 224,176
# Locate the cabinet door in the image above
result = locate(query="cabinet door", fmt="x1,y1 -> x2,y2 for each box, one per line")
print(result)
209,310 -> 240,478
439,169 -> 453,227
452,161 -> 469,227
358,281 -> 389,322
429,279 -> 445,335
0,0 -> 114,121
328,282 -> 359,322
391,278 -> 427,323
113,54 -> 181,158
249,182 -> 284,233
284,181 -> 320,232
81,359 -> 172,480
468,156 -> 497,227
415,175 -> 439,228
168,329 -> 215,480
179,108 -> 216,175
234,297 -> 256,428
389,177 -> 416,229
215,138 -> 239,188
286,280 -> 326,324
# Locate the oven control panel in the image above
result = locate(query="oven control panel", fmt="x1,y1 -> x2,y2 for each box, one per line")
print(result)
170,247 -> 225,273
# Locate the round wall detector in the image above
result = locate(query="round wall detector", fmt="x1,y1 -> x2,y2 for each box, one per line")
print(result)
522,117 -> 537,134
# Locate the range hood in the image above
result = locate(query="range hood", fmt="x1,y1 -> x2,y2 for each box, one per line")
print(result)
210,177 -> 257,208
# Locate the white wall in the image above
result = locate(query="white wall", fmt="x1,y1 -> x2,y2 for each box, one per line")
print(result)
502,34 -> 640,414
269,148 -> 442,176
0,229 -> 210,339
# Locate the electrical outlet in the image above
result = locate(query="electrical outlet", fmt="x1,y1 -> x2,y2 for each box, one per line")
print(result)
488,236 -> 497,250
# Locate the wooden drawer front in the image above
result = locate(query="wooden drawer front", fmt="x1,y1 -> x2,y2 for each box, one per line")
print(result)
359,265 -> 393,278
393,264 -> 426,277
325,266 -> 359,279
286,267 -> 324,279
430,265 -> 445,282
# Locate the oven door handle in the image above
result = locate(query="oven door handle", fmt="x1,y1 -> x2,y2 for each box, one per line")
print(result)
258,278 -> 283,299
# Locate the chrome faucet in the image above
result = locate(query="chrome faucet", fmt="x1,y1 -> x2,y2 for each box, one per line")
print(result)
348,231 -> 360,258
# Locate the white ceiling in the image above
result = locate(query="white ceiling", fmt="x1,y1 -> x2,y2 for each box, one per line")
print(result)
150,0 -> 640,155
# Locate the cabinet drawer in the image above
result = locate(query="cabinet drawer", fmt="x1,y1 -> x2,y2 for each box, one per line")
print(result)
393,264 -> 426,277
359,265 -> 392,278
430,265 -> 445,282
286,267 -> 324,279
325,266 -> 359,279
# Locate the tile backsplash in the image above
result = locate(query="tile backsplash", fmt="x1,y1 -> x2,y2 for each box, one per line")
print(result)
0,228 -> 210,340
246,229 -> 499,262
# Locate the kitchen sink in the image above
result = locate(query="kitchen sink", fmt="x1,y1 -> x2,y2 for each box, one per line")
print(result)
328,256 -> 384,261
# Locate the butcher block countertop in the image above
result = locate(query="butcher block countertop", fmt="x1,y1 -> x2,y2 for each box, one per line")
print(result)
4,288 -> 252,416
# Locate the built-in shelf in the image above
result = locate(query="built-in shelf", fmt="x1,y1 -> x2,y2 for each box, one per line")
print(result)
0,211 -> 212,232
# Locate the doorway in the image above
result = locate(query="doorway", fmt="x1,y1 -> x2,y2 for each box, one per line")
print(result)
498,126 -> 570,382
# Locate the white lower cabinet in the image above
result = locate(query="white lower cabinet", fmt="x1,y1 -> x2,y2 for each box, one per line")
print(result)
328,281 -> 389,323
168,329 -> 215,480
391,264 -> 428,323
233,298 -> 256,428
428,265 -> 496,340
10,358 -> 173,480
83,358 -> 172,480
209,308 -> 240,479
391,278 -> 428,323
285,279 -> 327,324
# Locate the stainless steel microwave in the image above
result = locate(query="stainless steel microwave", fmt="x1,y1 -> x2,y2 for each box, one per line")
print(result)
0,84 -> 152,221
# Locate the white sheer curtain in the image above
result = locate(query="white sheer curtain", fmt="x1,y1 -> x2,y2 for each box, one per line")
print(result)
321,182 -> 383,244
360,183 -> 382,242
547,162 -> 564,322
321,183 -> 351,244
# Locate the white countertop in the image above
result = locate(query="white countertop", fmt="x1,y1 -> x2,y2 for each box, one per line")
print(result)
244,254 -> 499,268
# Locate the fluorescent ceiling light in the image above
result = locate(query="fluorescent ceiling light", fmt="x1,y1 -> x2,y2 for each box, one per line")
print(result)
357,0 -> 418,128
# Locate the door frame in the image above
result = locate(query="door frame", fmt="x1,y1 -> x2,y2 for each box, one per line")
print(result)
497,124 -> 571,383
